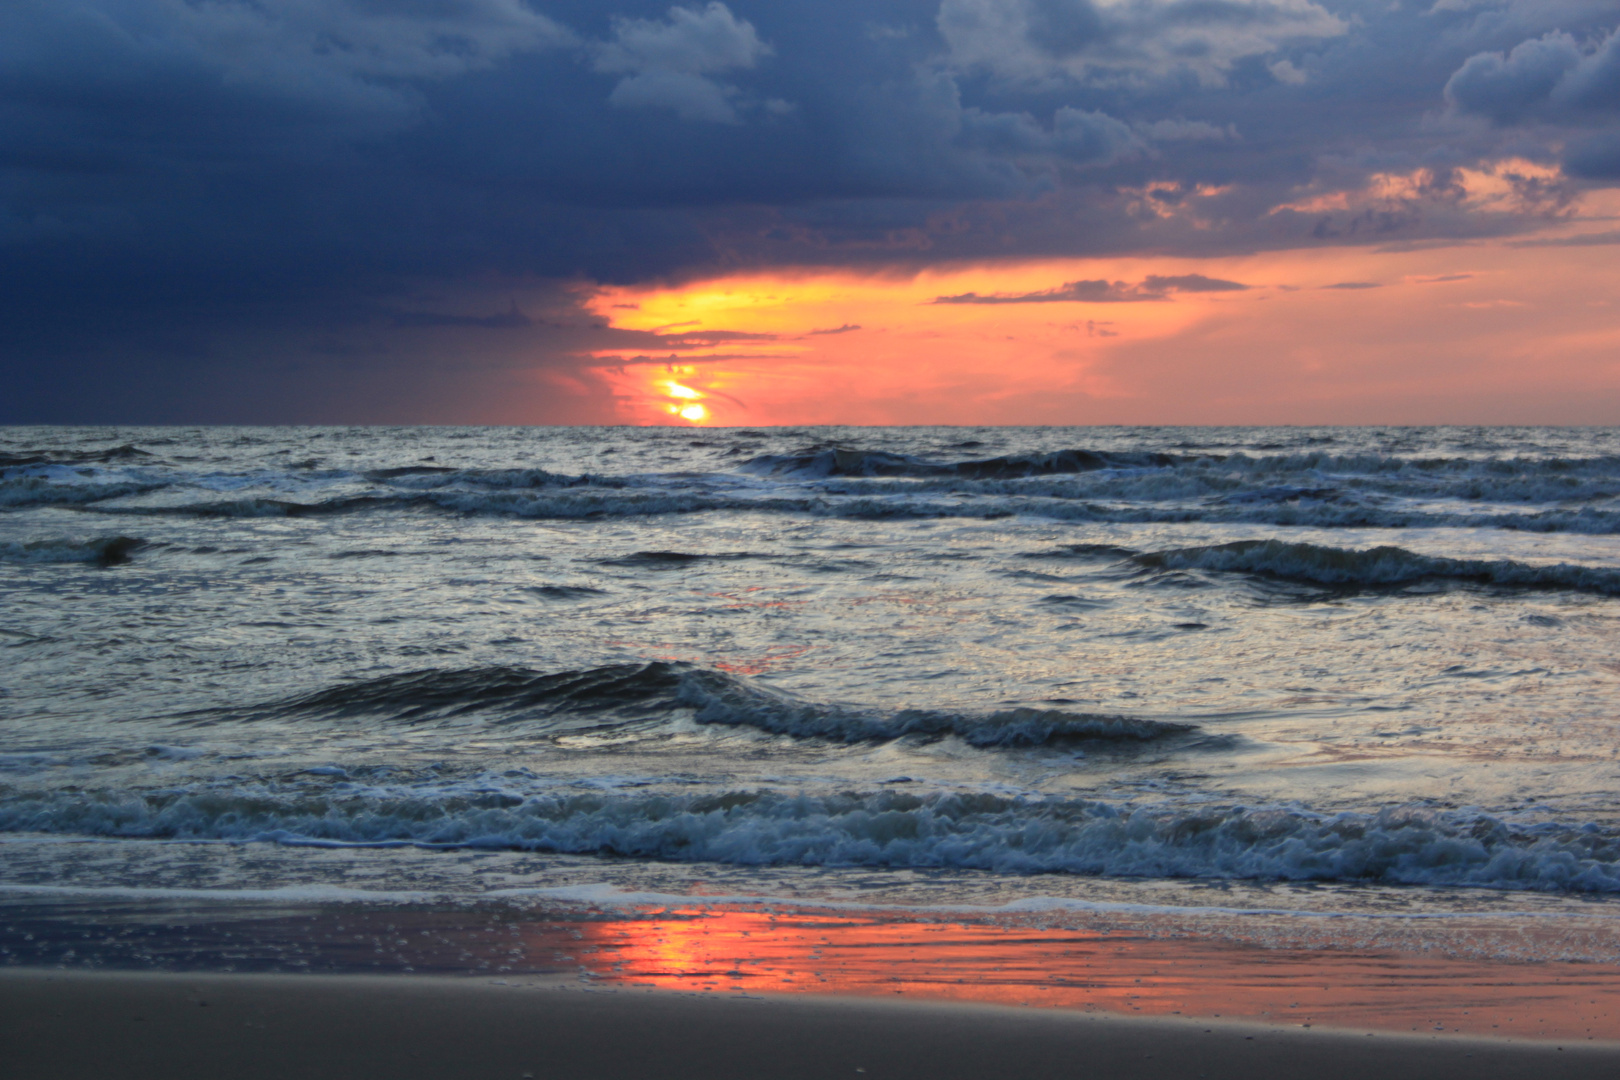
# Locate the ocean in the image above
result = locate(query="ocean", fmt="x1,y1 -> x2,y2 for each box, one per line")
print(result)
6,424 -> 1620,1020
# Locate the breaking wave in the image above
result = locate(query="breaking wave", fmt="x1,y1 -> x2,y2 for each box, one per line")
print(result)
5,787 -> 1620,892
181,662 -> 1193,749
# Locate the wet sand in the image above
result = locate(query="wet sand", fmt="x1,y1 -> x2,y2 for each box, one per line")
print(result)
3,967 -> 1616,1080
9,894 -> 1620,1042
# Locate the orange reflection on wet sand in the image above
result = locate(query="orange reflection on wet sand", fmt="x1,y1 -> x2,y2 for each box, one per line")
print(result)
516,907 -> 1620,1042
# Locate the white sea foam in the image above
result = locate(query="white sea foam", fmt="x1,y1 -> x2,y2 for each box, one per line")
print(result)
4,788 -> 1618,893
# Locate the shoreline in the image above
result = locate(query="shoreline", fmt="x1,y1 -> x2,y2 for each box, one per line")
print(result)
8,890 -> 1620,1041
5,967 -> 1617,1080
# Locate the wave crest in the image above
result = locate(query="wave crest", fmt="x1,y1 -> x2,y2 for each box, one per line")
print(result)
184,662 -> 1192,748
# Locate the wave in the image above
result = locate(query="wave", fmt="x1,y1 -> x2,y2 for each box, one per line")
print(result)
365,466 -> 612,491
0,444 -> 152,467
1129,540 -> 1620,595
677,668 -> 1191,747
193,663 -> 689,727
0,536 -> 146,566
524,584 -> 608,600
0,477 -> 168,508
5,787 -> 1619,893
20,481 -> 1620,532
179,662 -> 1192,748
594,551 -> 764,569
9,439 -> 1620,531
742,446 -> 1180,479
417,490 -> 815,520
105,495 -> 411,518
734,446 -> 1620,522
741,444 -> 1620,486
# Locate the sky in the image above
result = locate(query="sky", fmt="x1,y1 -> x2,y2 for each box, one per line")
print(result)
2,0 -> 1618,426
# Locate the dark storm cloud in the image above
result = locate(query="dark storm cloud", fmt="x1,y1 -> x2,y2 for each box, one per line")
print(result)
1444,22 -> 1620,179
2,0 -> 1618,420
1564,129 -> 1620,179
1446,27 -> 1620,124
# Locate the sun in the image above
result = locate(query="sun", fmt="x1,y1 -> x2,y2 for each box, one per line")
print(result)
658,379 -> 710,423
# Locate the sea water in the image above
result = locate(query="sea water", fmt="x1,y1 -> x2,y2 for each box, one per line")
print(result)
4,425 -> 1620,974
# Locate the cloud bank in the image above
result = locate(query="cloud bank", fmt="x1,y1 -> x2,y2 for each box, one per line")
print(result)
1,0 -> 1617,420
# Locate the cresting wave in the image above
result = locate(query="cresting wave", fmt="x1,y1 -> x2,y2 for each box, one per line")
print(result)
4,787 -> 1619,893
186,662 -> 1192,748
1120,539 -> 1620,596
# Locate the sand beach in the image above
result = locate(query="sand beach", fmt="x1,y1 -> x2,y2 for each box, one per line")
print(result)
6,966 -> 1617,1080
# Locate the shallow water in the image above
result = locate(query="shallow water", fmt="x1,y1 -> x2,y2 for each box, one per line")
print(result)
4,425 -> 1620,922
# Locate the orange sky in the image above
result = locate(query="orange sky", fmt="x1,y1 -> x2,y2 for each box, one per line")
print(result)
561,194 -> 1620,427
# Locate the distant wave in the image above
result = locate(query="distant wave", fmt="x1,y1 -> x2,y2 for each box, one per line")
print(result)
22,484 -> 1620,532
0,444 -> 152,467
180,661 -> 1193,749
13,482 -> 1620,533
366,466 -> 615,491
0,535 -> 145,566
594,550 -> 765,568
6,787 -> 1619,892
0,477 -> 167,508
9,442 -> 1620,532
1126,540 -> 1620,595
741,446 -> 1180,479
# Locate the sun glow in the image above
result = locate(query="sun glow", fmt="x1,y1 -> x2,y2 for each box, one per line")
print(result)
654,378 -> 711,423
585,260 -> 1238,425
571,234 -> 1620,426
